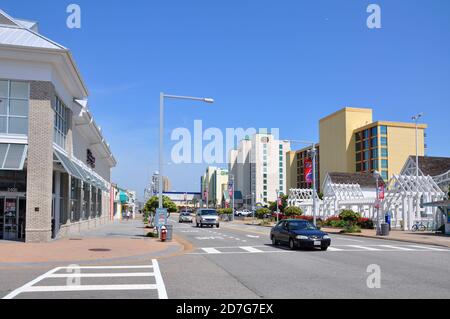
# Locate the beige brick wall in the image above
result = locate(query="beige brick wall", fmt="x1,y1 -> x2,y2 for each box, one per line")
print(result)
25,81 -> 55,243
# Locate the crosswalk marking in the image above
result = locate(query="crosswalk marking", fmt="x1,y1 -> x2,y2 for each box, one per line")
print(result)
347,245 -> 382,251
240,247 -> 264,253
377,245 -> 415,251
202,248 -> 221,254
327,247 -> 344,251
2,259 -> 167,300
408,245 -> 447,251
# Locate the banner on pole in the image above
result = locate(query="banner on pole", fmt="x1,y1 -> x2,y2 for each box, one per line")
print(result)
305,159 -> 313,184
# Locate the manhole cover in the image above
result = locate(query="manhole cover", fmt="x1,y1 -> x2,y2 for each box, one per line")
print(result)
89,248 -> 112,252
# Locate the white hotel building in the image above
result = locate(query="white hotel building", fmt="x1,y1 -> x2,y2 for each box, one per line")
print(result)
0,9 -> 116,242
229,134 -> 290,205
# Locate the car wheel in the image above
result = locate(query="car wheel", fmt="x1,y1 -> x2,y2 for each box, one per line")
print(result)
216,224 -> 220,228
321,247 -> 328,251
289,239 -> 296,250
271,236 -> 277,246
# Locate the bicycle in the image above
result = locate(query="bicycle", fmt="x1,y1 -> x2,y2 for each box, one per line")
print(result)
411,221 -> 426,232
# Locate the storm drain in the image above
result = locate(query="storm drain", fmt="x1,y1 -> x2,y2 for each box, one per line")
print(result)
89,248 -> 112,252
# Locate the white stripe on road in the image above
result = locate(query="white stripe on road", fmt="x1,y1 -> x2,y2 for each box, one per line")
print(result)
47,273 -> 154,278
152,259 -> 168,299
345,245 -> 382,251
327,247 -> 344,251
377,245 -> 415,251
202,248 -> 221,254
408,245 -> 448,251
24,284 -> 157,293
59,265 -> 154,270
240,247 -> 264,253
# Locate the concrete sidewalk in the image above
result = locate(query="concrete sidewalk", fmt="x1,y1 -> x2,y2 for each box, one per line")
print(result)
0,219 -> 183,266
321,227 -> 450,248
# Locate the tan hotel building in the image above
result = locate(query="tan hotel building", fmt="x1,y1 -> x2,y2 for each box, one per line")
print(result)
287,107 -> 427,190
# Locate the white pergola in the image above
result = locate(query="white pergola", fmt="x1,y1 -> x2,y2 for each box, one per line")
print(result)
383,175 -> 445,230
288,189 -> 323,216
402,157 -> 450,193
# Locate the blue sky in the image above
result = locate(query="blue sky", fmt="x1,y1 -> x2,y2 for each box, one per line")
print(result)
2,0 -> 450,199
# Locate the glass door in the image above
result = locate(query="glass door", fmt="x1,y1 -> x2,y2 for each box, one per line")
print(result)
4,198 -> 18,241
18,197 -> 26,240
0,198 -> 4,239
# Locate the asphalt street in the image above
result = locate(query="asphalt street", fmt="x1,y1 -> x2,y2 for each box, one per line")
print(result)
1,215 -> 449,299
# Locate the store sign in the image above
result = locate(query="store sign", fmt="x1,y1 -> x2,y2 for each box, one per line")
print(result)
87,149 -> 96,168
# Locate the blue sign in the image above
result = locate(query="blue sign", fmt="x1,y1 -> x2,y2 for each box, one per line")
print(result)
447,209 -> 450,223
155,208 -> 168,229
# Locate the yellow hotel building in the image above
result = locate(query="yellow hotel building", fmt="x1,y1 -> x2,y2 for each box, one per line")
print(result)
318,107 -> 427,186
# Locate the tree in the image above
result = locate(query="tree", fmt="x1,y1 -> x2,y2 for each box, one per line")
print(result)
339,210 -> 361,225
284,206 -> 303,217
268,195 -> 289,213
144,196 -> 177,214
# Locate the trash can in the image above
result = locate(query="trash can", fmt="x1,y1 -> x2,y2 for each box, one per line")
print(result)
165,224 -> 174,241
380,223 -> 390,236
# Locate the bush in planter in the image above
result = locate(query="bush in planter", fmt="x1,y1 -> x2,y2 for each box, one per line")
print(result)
284,206 -> 303,218
324,216 -> 340,226
256,208 -> 271,219
329,220 -> 348,228
358,218 -> 374,229
339,210 -> 361,225
340,224 -> 362,234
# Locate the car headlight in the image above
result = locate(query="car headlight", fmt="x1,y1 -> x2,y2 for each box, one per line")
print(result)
323,235 -> 330,240
296,235 -> 309,240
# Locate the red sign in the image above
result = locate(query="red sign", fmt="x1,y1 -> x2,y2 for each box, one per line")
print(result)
378,185 -> 385,200
304,159 -> 313,184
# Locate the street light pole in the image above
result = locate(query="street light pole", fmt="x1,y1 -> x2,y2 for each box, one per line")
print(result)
158,92 -> 214,210
276,188 -> 280,224
310,144 -> 318,227
230,174 -> 235,222
374,170 -> 381,235
412,113 -> 423,223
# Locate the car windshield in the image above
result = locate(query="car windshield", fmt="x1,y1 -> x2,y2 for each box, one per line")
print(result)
200,210 -> 218,216
181,213 -> 191,216
288,221 -> 317,231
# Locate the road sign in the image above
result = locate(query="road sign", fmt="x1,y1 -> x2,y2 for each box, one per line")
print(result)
155,208 -> 168,229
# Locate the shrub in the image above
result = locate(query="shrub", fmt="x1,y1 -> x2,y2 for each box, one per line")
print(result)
357,218 -> 374,229
218,208 -> 233,215
341,224 -> 362,234
284,206 -> 303,217
256,208 -> 271,219
339,210 -> 361,225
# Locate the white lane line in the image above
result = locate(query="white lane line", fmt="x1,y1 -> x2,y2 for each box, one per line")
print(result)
24,284 -> 158,293
377,245 -> 415,251
327,247 -> 344,251
2,267 -> 62,299
246,235 -> 260,238
202,248 -> 221,254
332,237 -> 365,243
408,245 -> 448,251
47,273 -> 154,278
347,245 -> 382,251
152,259 -> 168,299
240,247 -> 264,253
59,265 -> 153,270
188,250 -> 294,255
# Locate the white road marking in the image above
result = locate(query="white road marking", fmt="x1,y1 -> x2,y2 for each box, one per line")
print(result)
202,248 -> 221,254
347,245 -> 382,251
240,247 -> 264,253
408,245 -> 448,251
332,237 -> 365,243
327,247 -> 344,251
246,235 -> 260,238
2,261 -> 167,299
377,245 -> 415,251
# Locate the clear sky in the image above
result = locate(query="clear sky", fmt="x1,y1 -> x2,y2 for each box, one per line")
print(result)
1,0 -> 450,199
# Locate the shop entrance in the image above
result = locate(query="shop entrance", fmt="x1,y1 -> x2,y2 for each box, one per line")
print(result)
0,195 -> 26,241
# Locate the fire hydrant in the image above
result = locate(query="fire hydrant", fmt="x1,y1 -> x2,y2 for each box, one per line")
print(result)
160,225 -> 167,242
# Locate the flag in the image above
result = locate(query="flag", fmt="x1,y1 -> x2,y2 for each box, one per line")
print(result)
304,159 -> 313,184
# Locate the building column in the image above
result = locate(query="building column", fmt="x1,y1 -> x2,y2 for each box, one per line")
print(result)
25,81 -> 55,243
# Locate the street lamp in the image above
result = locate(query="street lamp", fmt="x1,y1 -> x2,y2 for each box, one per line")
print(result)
412,113 -> 424,221
373,170 -> 381,235
229,174 -> 235,221
159,93 -> 214,209
283,140 -> 319,226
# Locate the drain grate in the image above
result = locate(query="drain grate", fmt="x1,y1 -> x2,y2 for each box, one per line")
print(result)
89,248 -> 112,252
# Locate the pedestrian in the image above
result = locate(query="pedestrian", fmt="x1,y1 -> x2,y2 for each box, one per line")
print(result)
126,210 -> 131,221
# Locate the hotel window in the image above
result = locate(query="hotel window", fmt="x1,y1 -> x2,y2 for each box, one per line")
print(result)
356,163 -> 362,172
363,161 -> 369,171
371,137 -> 378,147
381,159 -> 388,169
356,133 -> 362,142
381,171 -> 388,180
279,145 -> 283,150
381,148 -> 388,157
380,137 -> 388,146
263,174 -> 267,179
0,80 -> 29,135
363,130 -> 369,139
371,127 -> 378,136
356,153 -> 362,162
371,149 -> 378,158
54,96 -> 70,149
356,142 -> 362,152
372,160 -> 379,170
364,140 -> 370,149
380,126 -> 387,135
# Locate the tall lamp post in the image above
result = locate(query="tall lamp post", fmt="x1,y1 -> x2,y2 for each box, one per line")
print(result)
159,93 -> 214,209
229,174 -> 235,221
412,113 -> 424,221
374,170 -> 381,235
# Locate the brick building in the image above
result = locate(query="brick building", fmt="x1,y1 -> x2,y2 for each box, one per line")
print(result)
0,9 -> 116,242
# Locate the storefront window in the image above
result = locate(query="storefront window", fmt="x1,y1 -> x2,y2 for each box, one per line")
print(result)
82,182 -> 90,220
91,187 -> 97,219
53,96 -> 70,149
0,80 -> 29,135
0,170 -> 27,192
70,178 -> 81,222
97,191 -> 102,217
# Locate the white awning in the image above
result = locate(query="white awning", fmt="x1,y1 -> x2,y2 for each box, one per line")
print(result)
0,144 -> 27,170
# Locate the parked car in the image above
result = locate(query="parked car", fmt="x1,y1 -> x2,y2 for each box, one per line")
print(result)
235,209 -> 254,217
195,209 -> 220,228
270,219 -> 331,251
179,212 -> 193,223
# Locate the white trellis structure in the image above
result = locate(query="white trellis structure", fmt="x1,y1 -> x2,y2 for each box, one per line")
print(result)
322,183 -> 377,219
402,156 -> 450,194
383,175 -> 445,230
288,189 -> 324,216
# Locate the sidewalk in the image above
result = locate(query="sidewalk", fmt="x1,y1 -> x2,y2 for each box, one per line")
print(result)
0,218 -> 183,266
321,227 -> 450,248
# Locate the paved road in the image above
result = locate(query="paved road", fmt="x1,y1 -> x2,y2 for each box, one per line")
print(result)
1,215 -> 450,299
159,215 -> 450,299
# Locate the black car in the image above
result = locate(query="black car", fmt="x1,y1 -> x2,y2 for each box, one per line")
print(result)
270,219 -> 331,251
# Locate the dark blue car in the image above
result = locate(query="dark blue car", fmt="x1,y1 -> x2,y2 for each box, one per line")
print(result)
270,219 -> 331,251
